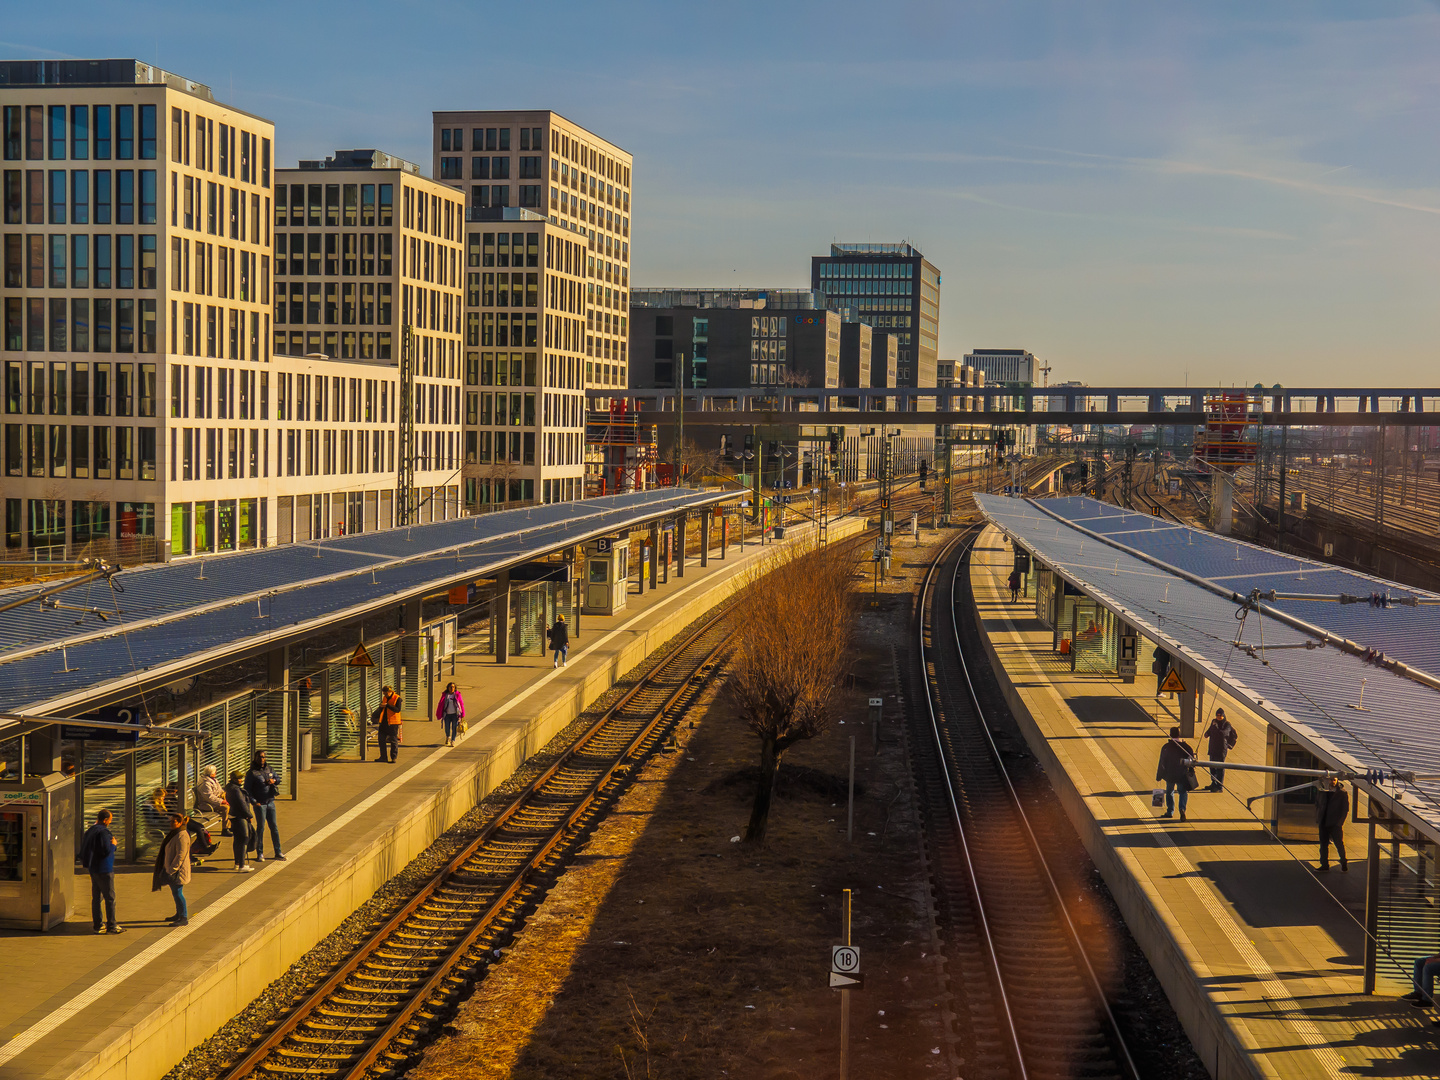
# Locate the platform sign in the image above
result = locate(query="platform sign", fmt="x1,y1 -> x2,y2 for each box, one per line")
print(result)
596,537 -> 614,552
831,945 -> 860,973
1150,506 -> 1160,517
829,971 -> 865,989
61,706 -> 142,743
1118,635 -> 1138,678
348,642 -> 375,668
1160,668 -> 1186,694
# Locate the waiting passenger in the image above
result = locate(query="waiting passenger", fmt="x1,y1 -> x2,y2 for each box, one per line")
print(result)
1202,709 -> 1238,792
1314,776 -> 1349,873
245,751 -> 286,861
139,787 -> 172,847
1151,646 -> 1172,696
1155,727 -> 1196,822
225,770 -> 254,872
1007,569 -> 1022,603
1403,953 -> 1440,1010
152,812 -> 191,927
193,765 -> 230,835
548,615 -> 570,668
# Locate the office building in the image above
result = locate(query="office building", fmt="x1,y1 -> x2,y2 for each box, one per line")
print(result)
838,321 -> 870,395
432,110 -> 631,505
1,62 -> 463,562
964,348 -> 1035,385
811,243 -> 940,391
629,288 -> 838,392
2,59 -> 274,559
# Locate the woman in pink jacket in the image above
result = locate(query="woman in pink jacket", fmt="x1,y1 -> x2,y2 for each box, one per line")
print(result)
436,682 -> 465,746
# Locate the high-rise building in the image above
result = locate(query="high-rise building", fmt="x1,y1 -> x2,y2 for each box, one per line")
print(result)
2,59 -> 275,559
432,110 -> 631,506
0,62 -> 465,563
811,243 -> 940,390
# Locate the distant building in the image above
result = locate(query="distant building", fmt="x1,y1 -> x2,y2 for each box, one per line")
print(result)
628,288 -> 839,391
811,243 -> 940,391
964,348 -> 1035,386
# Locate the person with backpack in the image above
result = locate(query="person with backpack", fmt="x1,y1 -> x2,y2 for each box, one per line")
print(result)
1007,568 -> 1022,603
1202,708 -> 1238,791
244,750 -> 286,862
436,682 -> 465,746
376,685 -> 404,763
152,812 -> 192,926
79,809 -> 122,934
547,614 -> 569,668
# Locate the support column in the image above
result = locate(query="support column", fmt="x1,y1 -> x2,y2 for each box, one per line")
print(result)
267,644 -> 291,689
493,573 -> 510,664
649,522 -> 660,590
720,514 -> 728,560
700,508 -> 710,567
1210,471 -> 1234,536
1363,820 -> 1379,994
1178,661 -> 1205,739
676,514 -> 686,578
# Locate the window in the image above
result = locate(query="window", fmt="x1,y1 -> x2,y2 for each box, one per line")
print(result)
138,105 -> 156,159
491,156 -> 509,179
48,105 -> 65,160
71,169 -> 88,224
139,170 -> 156,223
94,169 -> 110,223
378,184 -> 392,227
71,106 -> 88,161
116,105 -> 133,159
94,106 -> 111,160
519,155 -> 541,178
117,169 -> 134,224
2,107 -> 18,161
440,157 -> 463,180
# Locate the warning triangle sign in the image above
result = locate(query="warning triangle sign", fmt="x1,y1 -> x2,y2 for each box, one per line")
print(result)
1159,668 -> 1186,694
348,642 -> 375,668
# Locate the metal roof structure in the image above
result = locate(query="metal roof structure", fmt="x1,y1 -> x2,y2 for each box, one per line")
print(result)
975,493 -> 1440,846
0,489 -> 738,717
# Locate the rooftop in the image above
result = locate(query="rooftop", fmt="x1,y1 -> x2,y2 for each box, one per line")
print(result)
294,149 -> 421,174
828,243 -> 922,257
630,288 -> 826,310
0,58 -> 214,101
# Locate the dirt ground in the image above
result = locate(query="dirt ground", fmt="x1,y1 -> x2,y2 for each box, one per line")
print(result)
410,528 -> 960,1080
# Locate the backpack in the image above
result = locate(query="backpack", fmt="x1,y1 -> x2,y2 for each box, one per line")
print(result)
1225,724 -> 1238,750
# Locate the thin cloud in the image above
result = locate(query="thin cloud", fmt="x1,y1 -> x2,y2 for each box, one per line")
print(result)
939,188 -> 1295,241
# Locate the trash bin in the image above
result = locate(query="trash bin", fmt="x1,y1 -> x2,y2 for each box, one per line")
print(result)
773,526 -> 787,540
299,730 -> 314,772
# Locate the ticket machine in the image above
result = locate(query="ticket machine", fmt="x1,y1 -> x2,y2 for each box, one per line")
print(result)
583,536 -> 630,616
0,774 -> 76,931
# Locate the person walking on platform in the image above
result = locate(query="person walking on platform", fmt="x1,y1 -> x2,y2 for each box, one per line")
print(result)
152,812 -> 192,926
1156,727 -> 1196,821
225,770 -> 254,872
194,764 -> 230,834
80,809 -> 122,934
245,750 -> 286,862
1007,568 -> 1022,603
548,614 -> 569,668
1315,776 -> 1349,872
377,685 -> 404,763
437,682 -> 465,746
1202,708 -> 1238,791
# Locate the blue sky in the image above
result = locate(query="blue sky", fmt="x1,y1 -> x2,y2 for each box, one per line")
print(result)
7,1 -> 1440,385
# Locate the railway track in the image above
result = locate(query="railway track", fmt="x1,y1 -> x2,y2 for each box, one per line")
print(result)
911,532 -> 1139,1080
219,609 -> 736,1080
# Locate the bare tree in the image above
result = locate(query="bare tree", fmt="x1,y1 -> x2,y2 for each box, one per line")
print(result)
728,544 -> 857,843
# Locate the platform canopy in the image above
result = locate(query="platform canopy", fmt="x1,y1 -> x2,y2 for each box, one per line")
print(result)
976,494 -> 1440,846
0,489 -> 739,717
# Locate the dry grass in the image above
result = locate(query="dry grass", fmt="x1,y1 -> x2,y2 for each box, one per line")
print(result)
411,538 -> 961,1079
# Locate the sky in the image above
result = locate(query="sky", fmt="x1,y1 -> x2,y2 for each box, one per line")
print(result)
7,1 -> 1440,386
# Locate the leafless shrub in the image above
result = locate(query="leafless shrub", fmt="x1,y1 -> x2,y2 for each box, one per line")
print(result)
728,543 -> 857,843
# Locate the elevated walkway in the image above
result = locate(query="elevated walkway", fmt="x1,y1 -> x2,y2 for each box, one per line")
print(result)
971,527 -> 1440,1080
0,515 -> 864,1080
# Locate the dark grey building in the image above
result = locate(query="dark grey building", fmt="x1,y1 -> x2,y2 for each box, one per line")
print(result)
811,243 -> 940,390
838,322 -> 871,394
628,289 -> 839,391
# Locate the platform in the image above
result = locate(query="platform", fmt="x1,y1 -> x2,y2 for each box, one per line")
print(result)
970,526 -> 1440,1080
0,514 -> 865,1080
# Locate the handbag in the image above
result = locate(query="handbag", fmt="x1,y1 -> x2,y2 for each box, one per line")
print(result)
1183,767 -> 1200,792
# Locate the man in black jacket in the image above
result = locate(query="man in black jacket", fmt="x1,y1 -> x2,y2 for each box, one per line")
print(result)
79,809 -> 122,934
548,615 -> 569,668
1315,777 -> 1349,872
1202,708 -> 1238,792
1155,727 -> 1195,822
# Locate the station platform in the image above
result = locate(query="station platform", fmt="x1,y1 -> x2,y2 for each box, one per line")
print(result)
970,526 -> 1440,1080
0,514 -> 865,1080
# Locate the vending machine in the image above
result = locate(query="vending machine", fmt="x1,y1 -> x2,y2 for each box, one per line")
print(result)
0,774 -> 76,931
